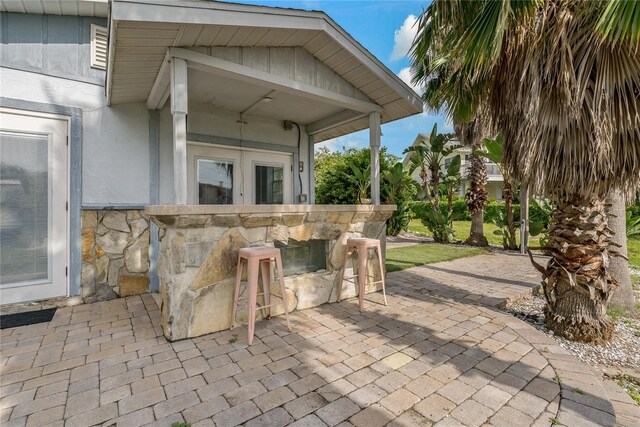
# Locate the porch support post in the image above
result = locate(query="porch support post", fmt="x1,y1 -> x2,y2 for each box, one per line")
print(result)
369,111 -> 381,205
171,57 -> 188,204
520,185 -> 530,254
309,134 -> 315,205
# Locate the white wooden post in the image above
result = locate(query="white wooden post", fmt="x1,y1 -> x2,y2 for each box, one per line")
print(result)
520,185 -> 530,254
171,57 -> 188,204
308,134 -> 315,205
369,112 -> 381,205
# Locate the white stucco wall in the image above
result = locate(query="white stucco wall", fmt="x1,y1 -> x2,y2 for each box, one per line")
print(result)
0,67 -> 152,206
82,103 -> 150,205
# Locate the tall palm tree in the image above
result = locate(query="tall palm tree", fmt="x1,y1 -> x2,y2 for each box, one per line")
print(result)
411,4 -> 493,247
413,0 -> 640,343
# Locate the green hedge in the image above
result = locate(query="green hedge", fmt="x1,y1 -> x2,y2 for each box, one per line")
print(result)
408,199 -> 552,226
409,200 -> 640,225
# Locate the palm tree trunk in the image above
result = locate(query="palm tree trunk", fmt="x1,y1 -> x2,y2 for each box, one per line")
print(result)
540,194 -> 616,343
465,153 -> 488,247
607,191 -> 635,314
504,179 -> 517,250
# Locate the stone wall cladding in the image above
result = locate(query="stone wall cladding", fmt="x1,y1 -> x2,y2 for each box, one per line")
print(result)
81,210 -> 151,302
152,209 -> 392,341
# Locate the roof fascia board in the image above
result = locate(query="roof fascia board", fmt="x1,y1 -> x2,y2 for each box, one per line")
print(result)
169,47 -> 382,114
306,110 -> 367,136
111,0 -> 324,31
318,19 -> 423,113
105,19 -> 118,105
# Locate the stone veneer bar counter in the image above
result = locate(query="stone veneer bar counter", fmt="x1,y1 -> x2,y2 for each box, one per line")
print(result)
145,204 -> 395,341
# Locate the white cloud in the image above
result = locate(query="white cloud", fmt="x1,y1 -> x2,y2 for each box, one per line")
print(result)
390,14 -> 418,61
397,66 -> 421,95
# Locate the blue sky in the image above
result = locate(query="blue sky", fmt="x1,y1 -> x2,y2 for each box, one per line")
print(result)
226,0 -> 448,159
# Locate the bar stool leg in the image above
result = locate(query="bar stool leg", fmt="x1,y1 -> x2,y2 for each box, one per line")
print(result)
357,247 -> 367,312
260,259 -> 271,319
274,253 -> 292,332
246,258 -> 259,345
231,256 -> 243,330
337,247 -> 351,303
375,242 -> 388,306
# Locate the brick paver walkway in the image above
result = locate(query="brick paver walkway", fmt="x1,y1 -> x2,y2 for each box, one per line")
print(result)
1,253 -> 636,426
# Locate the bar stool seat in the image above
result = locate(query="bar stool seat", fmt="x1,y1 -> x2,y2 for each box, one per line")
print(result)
338,238 -> 388,311
231,246 -> 292,345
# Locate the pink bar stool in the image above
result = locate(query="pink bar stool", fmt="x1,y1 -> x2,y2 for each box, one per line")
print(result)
338,238 -> 388,311
231,246 -> 292,345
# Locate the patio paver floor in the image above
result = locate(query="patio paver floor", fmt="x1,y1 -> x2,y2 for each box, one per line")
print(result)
1,253 -> 636,426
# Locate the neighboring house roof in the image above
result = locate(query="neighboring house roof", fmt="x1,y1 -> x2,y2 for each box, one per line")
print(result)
106,0 -> 423,141
0,0 -> 108,17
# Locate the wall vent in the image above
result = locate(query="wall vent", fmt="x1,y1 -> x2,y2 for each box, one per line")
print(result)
91,24 -> 108,70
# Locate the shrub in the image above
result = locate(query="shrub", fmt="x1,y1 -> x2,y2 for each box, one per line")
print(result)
408,198 -> 470,221
418,205 -> 456,243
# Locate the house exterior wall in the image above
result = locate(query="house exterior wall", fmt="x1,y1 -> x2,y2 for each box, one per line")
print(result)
0,12 -> 106,85
1,13 -> 154,303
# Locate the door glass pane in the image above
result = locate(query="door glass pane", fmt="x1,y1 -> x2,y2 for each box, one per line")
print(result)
0,131 -> 49,285
197,158 -> 233,205
255,164 -> 283,204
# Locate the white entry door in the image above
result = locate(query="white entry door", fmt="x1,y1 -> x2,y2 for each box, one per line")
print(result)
187,143 -> 292,205
0,109 -> 68,304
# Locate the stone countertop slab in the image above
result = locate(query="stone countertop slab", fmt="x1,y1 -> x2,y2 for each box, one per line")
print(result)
144,204 -> 397,216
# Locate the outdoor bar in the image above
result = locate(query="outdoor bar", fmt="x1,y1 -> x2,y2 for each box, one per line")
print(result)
146,204 -> 394,341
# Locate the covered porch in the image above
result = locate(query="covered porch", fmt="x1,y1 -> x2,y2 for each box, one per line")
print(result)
106,0 -> 423,340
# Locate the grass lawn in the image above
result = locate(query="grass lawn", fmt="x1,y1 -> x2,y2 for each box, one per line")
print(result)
386,243 -> 486,273
408,219 -> 542,248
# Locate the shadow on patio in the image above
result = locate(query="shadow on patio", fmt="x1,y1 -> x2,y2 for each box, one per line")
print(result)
0,254 -> 617,426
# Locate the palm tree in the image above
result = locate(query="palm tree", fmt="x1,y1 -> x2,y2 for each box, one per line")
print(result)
473,133 -> 518,250
411,4 -> 495,247
412,0 -> 640,343
404,123 -> 455,211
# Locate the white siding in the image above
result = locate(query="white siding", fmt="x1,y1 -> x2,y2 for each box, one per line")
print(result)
0,67 -> 151,205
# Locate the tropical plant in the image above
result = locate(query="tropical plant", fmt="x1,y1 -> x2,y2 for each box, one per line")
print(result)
473,133 -> 518,249
444,155 -> 461,215
314,147 -> 396,205
343,163 -> 370,204
413,0 -> 640,343
383,162 -> 416,236
421,207 -> 456,243
404,124 -> 460,243
403,123 -> 455,210
627,212 -> 640,238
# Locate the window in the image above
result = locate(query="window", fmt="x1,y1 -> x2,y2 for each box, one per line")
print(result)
91,24 -> 108,70
254,164 -> 284,204
197,159 -> 234,205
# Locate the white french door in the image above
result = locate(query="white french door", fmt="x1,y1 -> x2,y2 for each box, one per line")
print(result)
187,143 -> 292,205
0,109 -> 68,304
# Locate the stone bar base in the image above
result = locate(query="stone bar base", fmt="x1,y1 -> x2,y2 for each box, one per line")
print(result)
81,209 -> 151,302
145,205 -> 395,341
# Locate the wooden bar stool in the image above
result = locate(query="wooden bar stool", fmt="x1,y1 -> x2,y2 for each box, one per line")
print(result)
338,238 -> 388,311
231,246 -> 292,345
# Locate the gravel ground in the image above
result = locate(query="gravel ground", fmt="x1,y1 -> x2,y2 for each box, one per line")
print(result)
505,296 -> 640,371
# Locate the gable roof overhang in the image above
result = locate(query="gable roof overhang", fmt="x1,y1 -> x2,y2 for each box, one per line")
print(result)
0,0 -> 108,17
108,0 -> 423,142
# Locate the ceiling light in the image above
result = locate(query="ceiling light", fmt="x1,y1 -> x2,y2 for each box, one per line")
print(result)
262,96 -> 273,103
